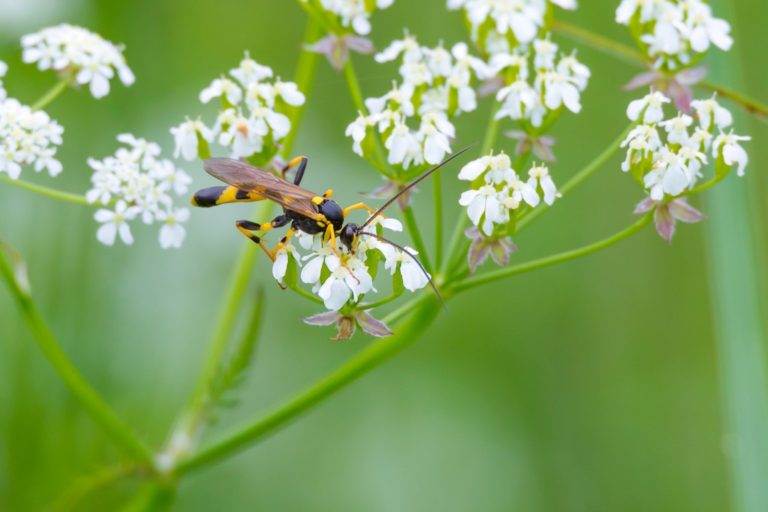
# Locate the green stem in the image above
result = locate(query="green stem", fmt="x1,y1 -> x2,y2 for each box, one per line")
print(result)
342,58 -> 395,178
288,281 -> 325,305
553,20 -> 768,120
516,122 -> 634,232
360,291 -> 403,311
401,205 -> 432,272
281,19 -> 323,156
31,78 -> 70,111
442,106 -> 501,275
433,172 -> 443,269
175,296 -> 439,475
0,174 -> 91,205
0,249 -> 153,464
451,213 -> 651,294
178,18 -> 321,440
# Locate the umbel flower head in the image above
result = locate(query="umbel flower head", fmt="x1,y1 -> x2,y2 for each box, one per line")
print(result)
87,134 -> 192,249
621,90 -> 750,241
447,0 -> 578,55
170,53 -> 305,167
21,24 -> 135,98
267,215 -> 428,339
346,34 -> 492,172
492,35 -> 590,148
0,62 -> 64,180
458,152 -> 558,271
616,0 -> 733,71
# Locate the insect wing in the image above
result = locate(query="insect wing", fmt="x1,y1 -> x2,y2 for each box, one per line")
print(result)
203,158 -> 321,218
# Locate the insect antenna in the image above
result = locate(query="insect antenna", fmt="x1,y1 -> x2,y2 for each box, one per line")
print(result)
359,145 -> 474,231
358,232 -> 446,309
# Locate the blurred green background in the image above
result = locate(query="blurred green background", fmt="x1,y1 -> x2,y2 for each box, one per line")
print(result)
1,0 -> 766,510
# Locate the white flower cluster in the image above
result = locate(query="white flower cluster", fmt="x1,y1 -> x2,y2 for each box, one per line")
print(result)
616,0 -> 733,70
458,152 -> 558,236
300,0 -> 395,35
346,35 -> 493,170
447,0 -> 577,53
21,24 -> 135,99
171,54 -> 305,165
272,218 -> 429,311
621,90 -> 749,200
0,62 -> 64,180
493,36 -> 590,127
88,134 -> 192,248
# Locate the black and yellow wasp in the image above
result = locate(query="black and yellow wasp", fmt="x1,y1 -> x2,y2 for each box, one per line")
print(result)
191,149 -> 470,295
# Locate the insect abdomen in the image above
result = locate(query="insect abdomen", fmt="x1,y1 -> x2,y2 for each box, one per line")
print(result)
191,186 -> 263,207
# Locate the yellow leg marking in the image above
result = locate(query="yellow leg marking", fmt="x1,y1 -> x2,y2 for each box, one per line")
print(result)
236,222 -> 276,262
287,156 -> 305,169
269,227 -> 297,259
323,189 -> 334,199
342,202 -> 376,217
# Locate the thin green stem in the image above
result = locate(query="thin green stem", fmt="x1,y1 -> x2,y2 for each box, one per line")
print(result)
31,78 -> 70,111
0,174 -> 91,205
52,463 -> 141,512
442,105 -> 501,275
343,58 -> 395,178
175,295 -> 439,476
433,172 -> 443,269
282,19 -> 323,156
451,213 -> 652,294
401,205 -> 432,272
0,248 -> 153,464
288,281 -> 325,305
516,122 -> 634,232
360,291 -> 403,311
178,17 -> 321,441
553,20 -> 768,120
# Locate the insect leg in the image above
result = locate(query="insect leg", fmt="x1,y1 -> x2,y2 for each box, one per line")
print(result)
269,226 -> 297,259
281,156 -> 308,185
192,186 -> 264,207
235,214 -> 291,262
342,202 -> 377,217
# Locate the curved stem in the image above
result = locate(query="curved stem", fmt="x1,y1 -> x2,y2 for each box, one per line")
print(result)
0,174 -> 91,205
178,17 -> 321,439
0,248 -> 153,464
553,20 -> 768,120
451,213 -> 652,294
31,78 -> 70,111
175,295 -> 439,476
401,205 -> 432,272
516,122 -> 634,232
288,281 -> 325,306
360,291 -> 403,311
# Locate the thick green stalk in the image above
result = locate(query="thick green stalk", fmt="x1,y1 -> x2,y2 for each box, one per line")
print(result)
0,174 -> 91,205
705,2 -> 768,510
516,122 -> 634,232
31,78 -> 70,110
0,249 -> 153,464
175,296 -> 439,475
451,213 -> 651,293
